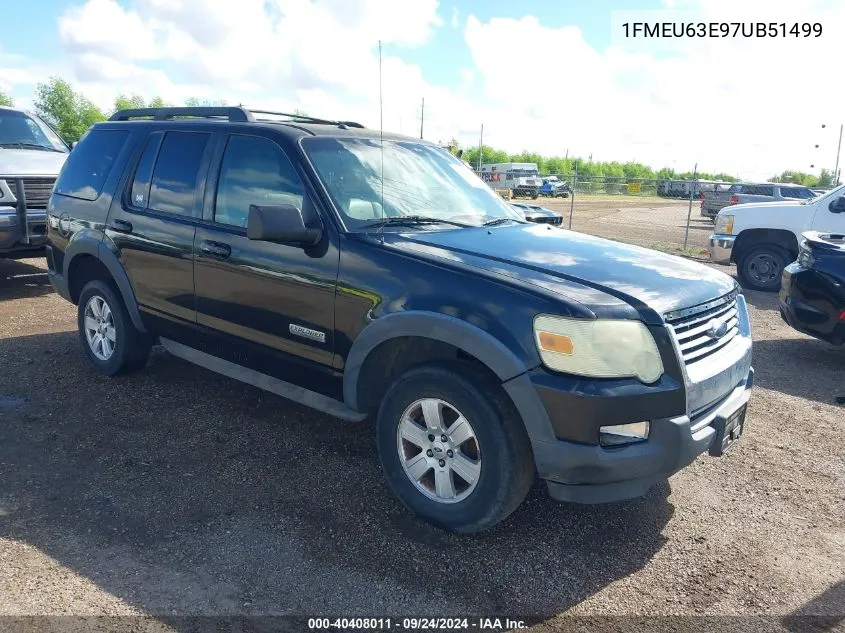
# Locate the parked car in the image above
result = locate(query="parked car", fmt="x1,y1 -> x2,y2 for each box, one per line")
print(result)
538,176 -> 571,198
510,202 -> 563,226
47,106 -> 753,533
700,182 -> 816,220
779,231 -> 845,345
709,184 -> 845,291
0,106 -> 70,255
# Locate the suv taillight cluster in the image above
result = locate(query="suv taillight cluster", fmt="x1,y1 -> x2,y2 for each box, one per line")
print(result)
729,194 -> 739,205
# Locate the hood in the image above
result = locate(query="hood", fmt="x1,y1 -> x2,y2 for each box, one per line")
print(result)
389,224 -> 736,321
720,200 -> 801,214
0,148 -> 68,176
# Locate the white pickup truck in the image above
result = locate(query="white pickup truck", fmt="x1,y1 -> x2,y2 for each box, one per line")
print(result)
709,184 -> 845,291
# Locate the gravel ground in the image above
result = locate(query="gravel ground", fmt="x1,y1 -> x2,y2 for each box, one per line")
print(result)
0,244 -> 843,633
535,196 -> 713,254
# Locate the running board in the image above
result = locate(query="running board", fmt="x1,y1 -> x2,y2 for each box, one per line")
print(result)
159,338 -> 367,422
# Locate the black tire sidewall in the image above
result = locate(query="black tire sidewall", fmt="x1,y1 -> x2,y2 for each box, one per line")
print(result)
376,365 -> 529,532
739,245 -> 788,292
77,280 -> 135,375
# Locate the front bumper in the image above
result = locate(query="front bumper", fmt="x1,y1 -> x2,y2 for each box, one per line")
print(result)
505,367 -> 753,504
503,310 -> 753,505
709,234 -> 735,264
0,209 -> 48,252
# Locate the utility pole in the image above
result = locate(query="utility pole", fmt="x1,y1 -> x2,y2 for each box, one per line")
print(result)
420,97 -> 424,139
477,123 -> 484,172
836,124 -> 843,185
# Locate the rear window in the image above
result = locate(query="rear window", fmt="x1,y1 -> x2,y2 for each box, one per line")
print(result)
742,185 -> 774,196
779,186 -> 815,199
54,129 -> 129,201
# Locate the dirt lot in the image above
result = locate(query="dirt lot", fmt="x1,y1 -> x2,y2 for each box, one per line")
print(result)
532,195 -> 713,254
1,235 -> 844,632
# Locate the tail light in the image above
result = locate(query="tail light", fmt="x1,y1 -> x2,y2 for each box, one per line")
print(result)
730,195 -> 739,205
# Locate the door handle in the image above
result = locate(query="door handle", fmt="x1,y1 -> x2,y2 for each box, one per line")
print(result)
199,240 -> 231,259
107,219 -> 133,233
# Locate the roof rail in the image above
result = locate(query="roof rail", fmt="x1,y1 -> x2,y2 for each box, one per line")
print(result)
108,105 -> 365,128
246,109 -> 365,128
109,107 -> 255,122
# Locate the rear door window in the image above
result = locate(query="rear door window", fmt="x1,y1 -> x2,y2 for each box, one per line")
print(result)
54,129 -> 130,201
147,131 -> 210,217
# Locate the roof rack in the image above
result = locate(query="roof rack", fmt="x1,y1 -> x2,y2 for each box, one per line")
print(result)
109,107 -> 254,122
108,106 -> 365,128
247,109 -> 364,128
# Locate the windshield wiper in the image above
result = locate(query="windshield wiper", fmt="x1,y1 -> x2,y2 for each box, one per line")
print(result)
358,215 -> 472,229
482,217 -> 523,227
0,142 -> 64,153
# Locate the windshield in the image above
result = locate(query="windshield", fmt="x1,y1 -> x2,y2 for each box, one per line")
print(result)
302,137 -> 524,229
0,109 -> 68,152
803,183 -> 845,205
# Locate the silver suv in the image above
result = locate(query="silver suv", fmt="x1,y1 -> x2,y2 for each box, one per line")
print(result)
0,106 -> 70,254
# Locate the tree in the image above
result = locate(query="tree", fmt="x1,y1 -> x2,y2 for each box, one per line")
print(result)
33,78 -> 106,142
0,90 -> 13,107
114,94 -> 146,112
114,94 -> 168,113
184,97 -> 227,107
818,168 -> 835,187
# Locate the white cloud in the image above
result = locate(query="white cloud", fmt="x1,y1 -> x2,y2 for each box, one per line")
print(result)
4,0 -> 845,180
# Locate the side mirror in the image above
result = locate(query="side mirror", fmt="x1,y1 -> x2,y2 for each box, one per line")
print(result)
246,204 -> 322,245
829,195 -> 845,213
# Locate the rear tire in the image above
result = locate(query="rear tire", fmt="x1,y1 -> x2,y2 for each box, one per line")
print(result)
737,245 -> 790,292
77,280 -> 152,375
376,364 -> 534,533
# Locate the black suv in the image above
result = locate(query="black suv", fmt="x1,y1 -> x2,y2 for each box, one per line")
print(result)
47,107 -> 754,533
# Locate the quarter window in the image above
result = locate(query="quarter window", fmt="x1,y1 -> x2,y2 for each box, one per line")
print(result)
54,129 -> 129,201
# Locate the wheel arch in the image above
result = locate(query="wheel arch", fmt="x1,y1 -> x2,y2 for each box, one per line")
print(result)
63,236 -> 147,333
343,311 -> 534,414
732,228 -> 799,264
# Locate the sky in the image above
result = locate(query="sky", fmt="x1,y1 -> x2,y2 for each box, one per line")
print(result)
1,0 -> 844,180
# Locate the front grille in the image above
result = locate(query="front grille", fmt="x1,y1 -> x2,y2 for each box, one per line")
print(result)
6,177 -> 56,209
666,292 -> 739,365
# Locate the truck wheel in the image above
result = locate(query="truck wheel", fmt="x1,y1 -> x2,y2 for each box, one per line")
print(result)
77,280 -> 153,375
376,364 -> 534,533
737,245 -> 790,292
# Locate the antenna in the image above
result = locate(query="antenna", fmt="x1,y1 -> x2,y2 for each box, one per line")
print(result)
420,97 -> 424,139
379,40 -> 385,242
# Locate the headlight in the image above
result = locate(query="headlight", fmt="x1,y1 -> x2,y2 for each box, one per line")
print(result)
533,315 -> 664,383
797,241 -> 814,268
715,214 -> 734,235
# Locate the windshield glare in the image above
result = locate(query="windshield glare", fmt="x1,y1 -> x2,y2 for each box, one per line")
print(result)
0,110 -> 68,152
303,138 -> 524,229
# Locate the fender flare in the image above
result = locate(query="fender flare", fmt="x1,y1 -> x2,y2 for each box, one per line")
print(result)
342,311 -> 533,411
63,237 -> 147,333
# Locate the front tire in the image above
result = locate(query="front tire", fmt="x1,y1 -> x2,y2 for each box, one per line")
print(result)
77,280 -> 152,375
376,364 -> 534,533
737,245 -> 790,292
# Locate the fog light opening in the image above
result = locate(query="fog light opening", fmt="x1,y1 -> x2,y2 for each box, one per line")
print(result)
599,421 -> 650,447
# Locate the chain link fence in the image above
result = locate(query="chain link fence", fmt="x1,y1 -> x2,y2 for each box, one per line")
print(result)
473,167 -> 724,256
